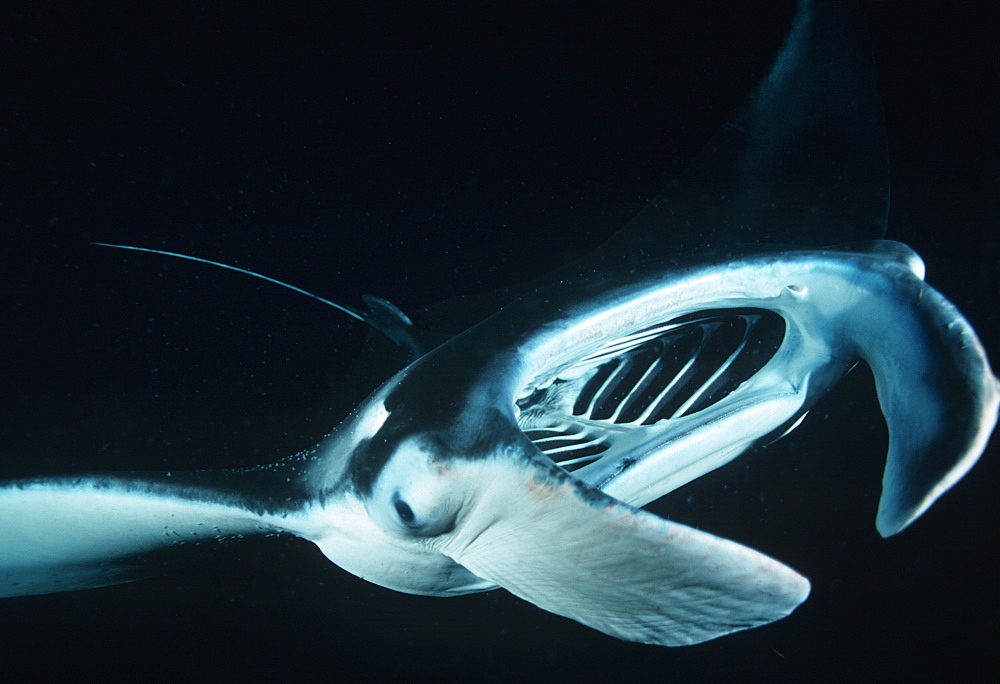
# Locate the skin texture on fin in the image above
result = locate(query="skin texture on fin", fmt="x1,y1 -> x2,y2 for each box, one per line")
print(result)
435,457 -> 810,646
1,2 -> 995,682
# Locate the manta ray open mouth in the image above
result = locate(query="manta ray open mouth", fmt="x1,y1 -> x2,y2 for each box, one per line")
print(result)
518,309 -> 785,473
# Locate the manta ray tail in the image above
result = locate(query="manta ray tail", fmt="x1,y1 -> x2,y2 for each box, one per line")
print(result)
91,243 -> 435,358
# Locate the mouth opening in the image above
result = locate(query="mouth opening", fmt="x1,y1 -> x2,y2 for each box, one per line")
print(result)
517,308 -> 785,473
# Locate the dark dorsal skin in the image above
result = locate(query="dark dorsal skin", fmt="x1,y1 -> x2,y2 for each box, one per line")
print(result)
348,2 -> 891,376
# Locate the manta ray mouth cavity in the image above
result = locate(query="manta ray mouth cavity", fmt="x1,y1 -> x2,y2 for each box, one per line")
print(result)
517,308 -> 786,473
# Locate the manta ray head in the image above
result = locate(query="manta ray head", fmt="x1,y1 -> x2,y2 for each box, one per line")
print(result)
308,403 -> 528,598
304,237 -> 997,647
306,392 -> 816,647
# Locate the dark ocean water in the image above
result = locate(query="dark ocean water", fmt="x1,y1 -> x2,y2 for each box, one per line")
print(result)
1,2 -> 995,681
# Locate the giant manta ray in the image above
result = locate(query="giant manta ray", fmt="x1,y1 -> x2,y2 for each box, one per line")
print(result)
1,1 -> 996,646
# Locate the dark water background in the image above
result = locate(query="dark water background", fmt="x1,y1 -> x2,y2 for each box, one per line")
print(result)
1,2 -> 995,681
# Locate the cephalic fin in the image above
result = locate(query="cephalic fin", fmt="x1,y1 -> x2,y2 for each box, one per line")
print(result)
844,268 -> 998,536
439,457 -> 809,646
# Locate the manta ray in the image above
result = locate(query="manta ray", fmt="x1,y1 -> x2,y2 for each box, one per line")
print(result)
1,2 -> 996,648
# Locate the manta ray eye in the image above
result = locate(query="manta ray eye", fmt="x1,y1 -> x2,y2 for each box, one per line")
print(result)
385,486 -> 457,537
393,494 -> 416,525
373,441 -> 461,537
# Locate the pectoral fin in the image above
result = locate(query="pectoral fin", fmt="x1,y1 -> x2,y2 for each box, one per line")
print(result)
442,459 -> 809,646
0,476 -> 284,597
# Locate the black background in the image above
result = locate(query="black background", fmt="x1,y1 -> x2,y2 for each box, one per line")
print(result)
1,2 -> 996,681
